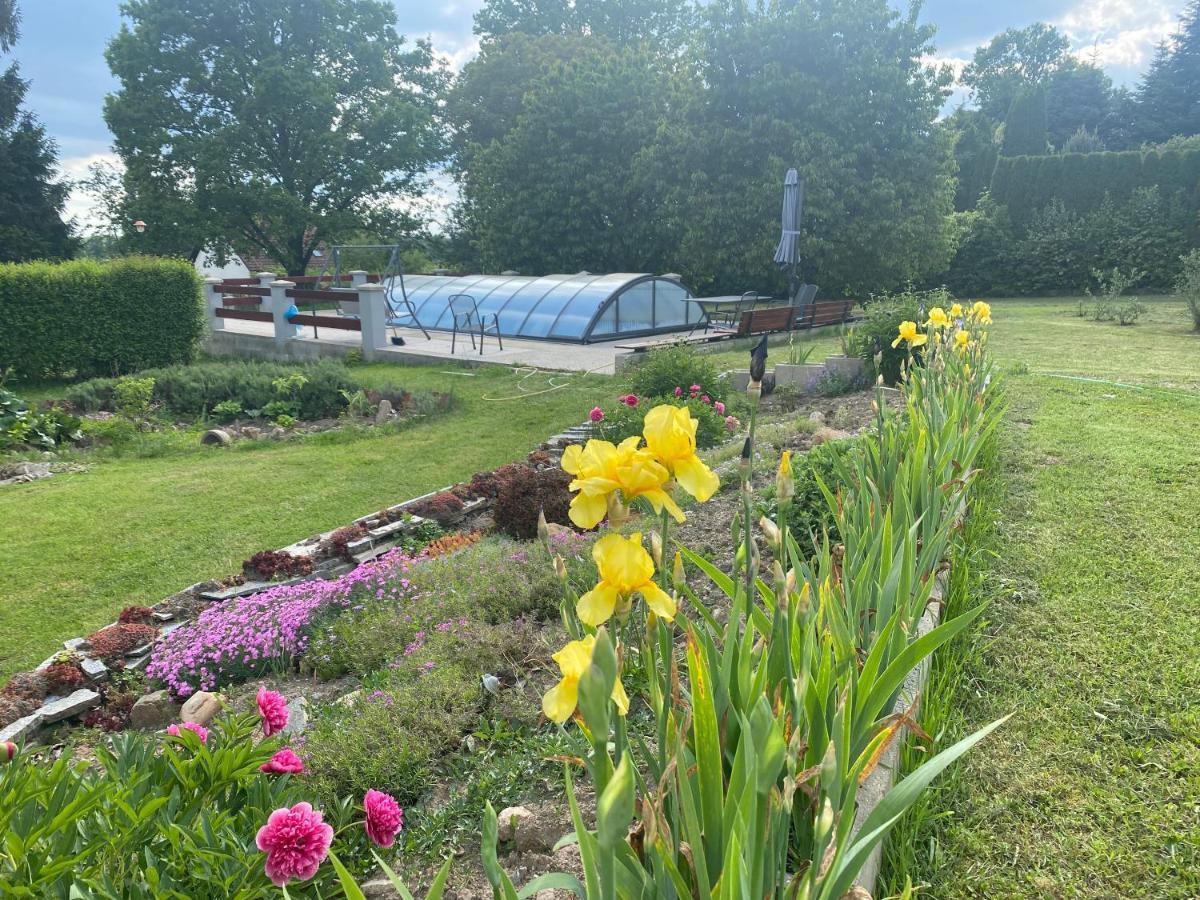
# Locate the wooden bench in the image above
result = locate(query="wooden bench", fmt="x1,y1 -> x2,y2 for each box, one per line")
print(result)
730,300 -> 857,337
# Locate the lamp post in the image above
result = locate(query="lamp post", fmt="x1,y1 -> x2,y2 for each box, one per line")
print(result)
132,219 -> 147,234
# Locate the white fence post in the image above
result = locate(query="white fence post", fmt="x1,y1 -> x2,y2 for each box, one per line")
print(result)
269,280 -> 295,344
340,270 -> 367,316
349,270 -> 368,288
203,277 -> 224,331
256,272 -> 277,311
358,283 -> 387,360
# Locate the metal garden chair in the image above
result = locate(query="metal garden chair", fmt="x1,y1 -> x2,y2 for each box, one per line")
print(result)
447,294 -> 503,355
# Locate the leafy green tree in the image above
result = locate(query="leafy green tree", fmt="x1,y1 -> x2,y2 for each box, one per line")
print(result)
0,0 -> 77,262
453,41 -> 674,274
474,0 -> 695,45
105,0 -> 448,275
1133,1 -> 1200,144
949,108 -> 999,210
1061,125 -> 1105,154
647,0 -> 956,296
1046,60 -> 1114,149
962,23 -> 1070,120
1002,86 -> 1048,156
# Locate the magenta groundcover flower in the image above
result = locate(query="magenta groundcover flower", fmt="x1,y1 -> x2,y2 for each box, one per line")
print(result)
261,747 -> 305,775
165,721 -> 208,743
257,688 -> 289,737
363,789 -> 404,848
256,802 -> 333,886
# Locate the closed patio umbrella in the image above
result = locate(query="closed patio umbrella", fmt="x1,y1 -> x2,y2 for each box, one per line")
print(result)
772,168 -> 805,304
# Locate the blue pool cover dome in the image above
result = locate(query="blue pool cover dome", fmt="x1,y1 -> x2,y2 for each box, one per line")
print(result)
386,272 -> 699,343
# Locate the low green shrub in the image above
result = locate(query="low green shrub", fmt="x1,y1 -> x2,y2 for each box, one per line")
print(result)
757,437 -> 861,548
0,389 -> 82,451
0,256 -> 203,379
1177,249 -> 1200,332
847,288 -> 951,384
625,343 -> 726,404
113,375 -> 156,421
590,395 -> 727,450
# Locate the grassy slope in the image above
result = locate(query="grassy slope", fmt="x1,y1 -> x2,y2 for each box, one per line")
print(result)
0,362 -> 608,677
892,296 -> 1200,897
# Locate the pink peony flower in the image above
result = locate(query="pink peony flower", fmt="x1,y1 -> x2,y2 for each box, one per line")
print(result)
620,394 -> 639,407
589,407 -> 604,423
690,384 -> 701,393
363,789 -> 405,848
673,386 -> 683,397
256,802 -> 333,886
261,747 -> 305,775
257,688 -> 289,737
724,415 -> 741,433
714,401 -> 725,414
701,395 -> 711,404
166,721 -> 208,744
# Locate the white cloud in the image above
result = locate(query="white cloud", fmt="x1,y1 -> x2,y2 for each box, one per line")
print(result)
56,152 -> 121,234
1055,0 -> 1182,71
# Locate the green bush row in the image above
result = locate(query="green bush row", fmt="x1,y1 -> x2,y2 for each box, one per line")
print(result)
990,146 -> 1200,228
0,257 -> 204,379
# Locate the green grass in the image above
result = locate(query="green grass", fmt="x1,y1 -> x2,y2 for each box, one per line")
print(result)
0,362 -> 605,677
696,329 -> 843,373
884,295 -> 1200,897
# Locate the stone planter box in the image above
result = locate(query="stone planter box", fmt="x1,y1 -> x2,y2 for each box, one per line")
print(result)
824,355 -> 866,379
774,363 -> 827,392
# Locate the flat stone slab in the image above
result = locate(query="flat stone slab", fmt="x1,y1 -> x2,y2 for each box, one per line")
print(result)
64,637 -> 89,651
39,689 -> 101,724
200,581 -> 279,602
0,713 -> 43,743
81,657 -> 108,681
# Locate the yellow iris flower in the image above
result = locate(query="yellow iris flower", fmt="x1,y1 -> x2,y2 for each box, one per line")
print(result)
949,302 -> 963,317
891,320 -> 928,348
926,307 -> 950,329
955,329 -> 970,349
542,634 -> 630,724
971,301 -> 992,324
578,532 -> 676,626
641,405 -> 720,503
561,437 -> 683,529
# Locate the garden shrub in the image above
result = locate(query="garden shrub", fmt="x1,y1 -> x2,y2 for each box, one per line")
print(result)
0,388 -> 82,451
408,491 -> 465,525
757,438 -> 861,549
0,256 -> 203,379
847,289 -> 941,384
305,623 -> 524,807
625,343 -> 726,404
589,394 -> 727,450
492,463 -> 573,539
1177,249 -> 1200,331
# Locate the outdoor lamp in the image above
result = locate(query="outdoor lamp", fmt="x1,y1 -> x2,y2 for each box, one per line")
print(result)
132,219 -> 147,233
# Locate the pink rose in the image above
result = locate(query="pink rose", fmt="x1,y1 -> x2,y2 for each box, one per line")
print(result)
166,721 -> 208,744
261,747 -> 304,775
714,401 -> 725,414
674,386 -> 683,397
724,415 -> 740,433
257,687 -> 289,737
363,788 -> 405,848
589,407 -> 604,423
256,802 -> 333,886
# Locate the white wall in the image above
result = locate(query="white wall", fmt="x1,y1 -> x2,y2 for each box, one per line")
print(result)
194,249 -> 250,281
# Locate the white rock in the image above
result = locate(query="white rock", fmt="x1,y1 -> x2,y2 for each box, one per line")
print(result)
0,713 -> 43,743
179,691 -> 223,726
81,657 -> 108,681
375,399 -> 394,423
282,696 -> 308,735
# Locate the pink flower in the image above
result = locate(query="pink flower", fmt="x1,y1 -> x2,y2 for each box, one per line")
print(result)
690,384 -> 701,392
673,386 -> 683,397
363,789 -> 405,848
257,688 -> 289,737
701,395 -> 711,404
724,415 -> 740,433
589,407 -> 604,423
714,401 -> 725,414
619,394 -> 639,407
256,802 -> 333,886
261,747 -> 305,775
166,722 -> 208,744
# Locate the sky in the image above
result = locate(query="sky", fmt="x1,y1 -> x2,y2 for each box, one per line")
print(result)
3,0 -> 1190,232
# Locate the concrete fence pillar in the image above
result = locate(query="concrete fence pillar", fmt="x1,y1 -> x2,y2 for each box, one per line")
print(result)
358,283 -> 387,360
203,277 -> 224,331
340,270 -> 367,316
256,272 -> 277,312
269,280 -> 296,344
349,270 -> 368,288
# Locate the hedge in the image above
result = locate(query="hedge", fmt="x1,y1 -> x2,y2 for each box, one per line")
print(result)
990,147 -> 1200,228
0,256 -> 204,379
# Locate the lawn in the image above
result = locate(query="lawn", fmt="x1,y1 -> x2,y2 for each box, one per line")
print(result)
885,295 -> 1200,897
0,362 -> 608,678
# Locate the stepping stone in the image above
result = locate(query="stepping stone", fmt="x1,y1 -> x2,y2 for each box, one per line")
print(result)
39,689 -> 101,724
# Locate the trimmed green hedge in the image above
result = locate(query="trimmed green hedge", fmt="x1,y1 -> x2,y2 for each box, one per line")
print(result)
0,257 -> 203,379
990,147 -> 1200,228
